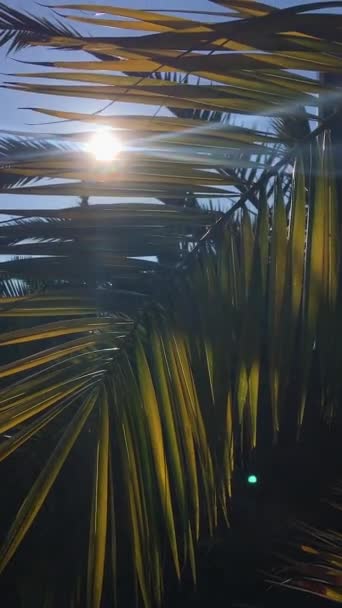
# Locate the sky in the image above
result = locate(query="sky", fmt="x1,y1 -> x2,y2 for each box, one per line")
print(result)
0,0 -> 324,210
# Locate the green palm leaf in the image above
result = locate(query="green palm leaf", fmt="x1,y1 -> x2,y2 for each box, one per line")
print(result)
0,389 -> 97,575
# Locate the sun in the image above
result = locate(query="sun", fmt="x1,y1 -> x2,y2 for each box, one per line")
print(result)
88,129 -> 122,162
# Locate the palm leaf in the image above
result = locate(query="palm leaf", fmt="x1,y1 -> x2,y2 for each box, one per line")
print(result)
86,388 -> 110,608
0,389 -> 97,575
0,131 -> 340,605
0,2 -> 78,53
269,481 -> 342,603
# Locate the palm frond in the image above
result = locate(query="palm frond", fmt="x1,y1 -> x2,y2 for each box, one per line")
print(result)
0,204 -> 218,287
268,482 -> 342,603
0,136 -> 77,189
3,2 -> 342,125
0,130 -> 341,605
0,2 -> 80,53
0,276 -> 31,298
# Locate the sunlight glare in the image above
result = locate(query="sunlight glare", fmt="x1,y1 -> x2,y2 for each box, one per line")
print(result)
88,129 -> 122,162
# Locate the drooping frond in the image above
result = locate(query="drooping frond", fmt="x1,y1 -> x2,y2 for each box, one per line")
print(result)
0,2 -> 79,53
0,204 -> 218,284
0,131 -> 341,605
0,136 -> 75,189
2,2 -> 342,124
0,127 -> 277,201
0,276 -> 30,298
269,482 -> 342,603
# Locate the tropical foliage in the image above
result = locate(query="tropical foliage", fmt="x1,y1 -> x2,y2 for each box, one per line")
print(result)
269,482 -> 342,603
0,1 -> 341,606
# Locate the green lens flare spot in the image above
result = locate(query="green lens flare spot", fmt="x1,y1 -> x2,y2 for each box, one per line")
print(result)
247,474 -> 258,484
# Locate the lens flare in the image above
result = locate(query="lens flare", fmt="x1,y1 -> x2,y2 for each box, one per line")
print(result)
88,129 -> 122,162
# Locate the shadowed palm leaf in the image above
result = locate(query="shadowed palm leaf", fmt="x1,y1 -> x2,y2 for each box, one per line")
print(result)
269,482 -> 342,603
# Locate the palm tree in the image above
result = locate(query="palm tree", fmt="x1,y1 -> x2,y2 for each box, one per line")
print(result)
0,1 -> 341,606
